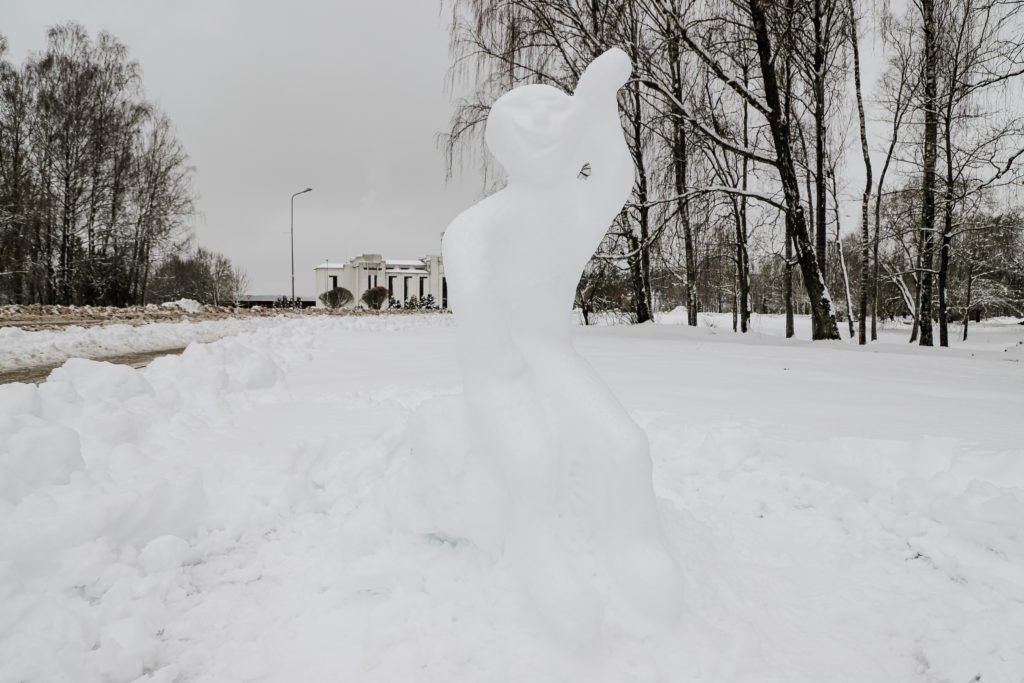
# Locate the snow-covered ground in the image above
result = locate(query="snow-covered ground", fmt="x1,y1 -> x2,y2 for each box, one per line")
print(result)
1,312 -> 1022,682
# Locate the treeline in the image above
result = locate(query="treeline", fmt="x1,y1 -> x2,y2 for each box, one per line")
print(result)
149,247 -> 249,306
0,23 -> 240,307
443,0 -> 1024,343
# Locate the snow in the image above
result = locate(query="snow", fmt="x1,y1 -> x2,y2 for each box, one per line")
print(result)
1,310 -> 1022,682
0,315 -> 296,373
159,299 -> 203,314
384,268 -> 428,275
441,47 -> 681,641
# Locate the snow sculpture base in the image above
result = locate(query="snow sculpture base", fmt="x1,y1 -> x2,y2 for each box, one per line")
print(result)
434,48 -> 683,641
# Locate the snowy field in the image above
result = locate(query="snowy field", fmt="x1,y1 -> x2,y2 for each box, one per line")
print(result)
1,311 -> 1023,682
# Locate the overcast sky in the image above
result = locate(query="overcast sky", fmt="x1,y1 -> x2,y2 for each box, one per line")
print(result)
5,0 -> 483,297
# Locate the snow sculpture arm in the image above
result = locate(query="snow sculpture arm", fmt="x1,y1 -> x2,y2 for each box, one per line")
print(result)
571,47 -> 635,198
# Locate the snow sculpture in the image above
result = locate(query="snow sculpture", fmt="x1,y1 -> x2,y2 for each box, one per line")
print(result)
441,48 -> 683,640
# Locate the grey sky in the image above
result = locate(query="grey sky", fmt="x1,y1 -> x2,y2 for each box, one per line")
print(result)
5,0 -> 483,297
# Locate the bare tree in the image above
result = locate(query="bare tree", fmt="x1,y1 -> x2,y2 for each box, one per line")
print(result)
933,0 -> 1024,345
0,22 -> 199,306
873,11 -> 919,340
644,0 -> 841,338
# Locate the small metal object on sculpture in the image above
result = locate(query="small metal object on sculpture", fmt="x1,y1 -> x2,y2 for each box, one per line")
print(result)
441,48 -> 683,641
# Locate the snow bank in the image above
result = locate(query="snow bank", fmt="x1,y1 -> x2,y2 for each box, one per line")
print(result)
0,316 -> 291,373
0,314 -> 454,681
0,313 -> 1021,682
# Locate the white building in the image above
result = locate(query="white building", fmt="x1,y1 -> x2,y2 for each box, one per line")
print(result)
313,253 -> 447,308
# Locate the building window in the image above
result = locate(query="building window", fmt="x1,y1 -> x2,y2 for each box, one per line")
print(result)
388,276 -> 395,296
404,276 -> 411,301
367,275 -> 372,290
419,277 -> 425,299
442,277 -> 447,308
330,275 -> 337,289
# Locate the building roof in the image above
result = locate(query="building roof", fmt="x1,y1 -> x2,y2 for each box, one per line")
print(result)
313,256 -> 435,270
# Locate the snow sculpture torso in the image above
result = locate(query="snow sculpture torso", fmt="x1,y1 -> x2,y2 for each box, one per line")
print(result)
442,48 -> 682,640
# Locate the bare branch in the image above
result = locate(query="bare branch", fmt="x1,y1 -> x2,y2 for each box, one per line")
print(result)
637,77 -> 776,166
645,0 -> 772,118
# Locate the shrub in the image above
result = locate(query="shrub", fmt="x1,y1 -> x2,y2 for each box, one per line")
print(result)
320,287 -> 354,309
361,286 -> 389,310
274,295 -> 301,309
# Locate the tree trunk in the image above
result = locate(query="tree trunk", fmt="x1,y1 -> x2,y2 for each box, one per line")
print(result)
872,141 -> 898,342
918,0 -> 938,346
837,240 -> 856,338
813,0 -> 829,280
909,266 -> 922,343
737,75 -> 751,333
749,0 -> 840,340
962,262 -> 973,341
938,103 -> 956,347
937,224 -> 952,346
672,120 -> 696,326
734,200 -> 750,333
785,216 -> 795,338
668,26 -> 698,327
628,80 -> 653,324
625,230 -> 651,323
732,272 -> 739,332
848,0 -> 872,345
829,167 -> 855,339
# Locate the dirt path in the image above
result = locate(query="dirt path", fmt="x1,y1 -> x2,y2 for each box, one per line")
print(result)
0,347 -> 188,385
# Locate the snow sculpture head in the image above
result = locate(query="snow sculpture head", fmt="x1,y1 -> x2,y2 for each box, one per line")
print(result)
485,84 -> 581,182
443,48 -> 637,318
433,48 -> 683,644
484,48 -> 632,187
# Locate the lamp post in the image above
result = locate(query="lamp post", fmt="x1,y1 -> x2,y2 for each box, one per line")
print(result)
290,187 -> 312,304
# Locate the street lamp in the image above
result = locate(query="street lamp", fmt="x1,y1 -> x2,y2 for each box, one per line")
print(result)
290,187 -> 312,304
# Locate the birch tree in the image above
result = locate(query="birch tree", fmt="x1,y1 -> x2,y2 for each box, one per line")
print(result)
645,0 -> 841,339
0,23 -> 201,306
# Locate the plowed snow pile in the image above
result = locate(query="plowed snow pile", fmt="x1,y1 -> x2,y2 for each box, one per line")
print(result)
0,303 -> 432,373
